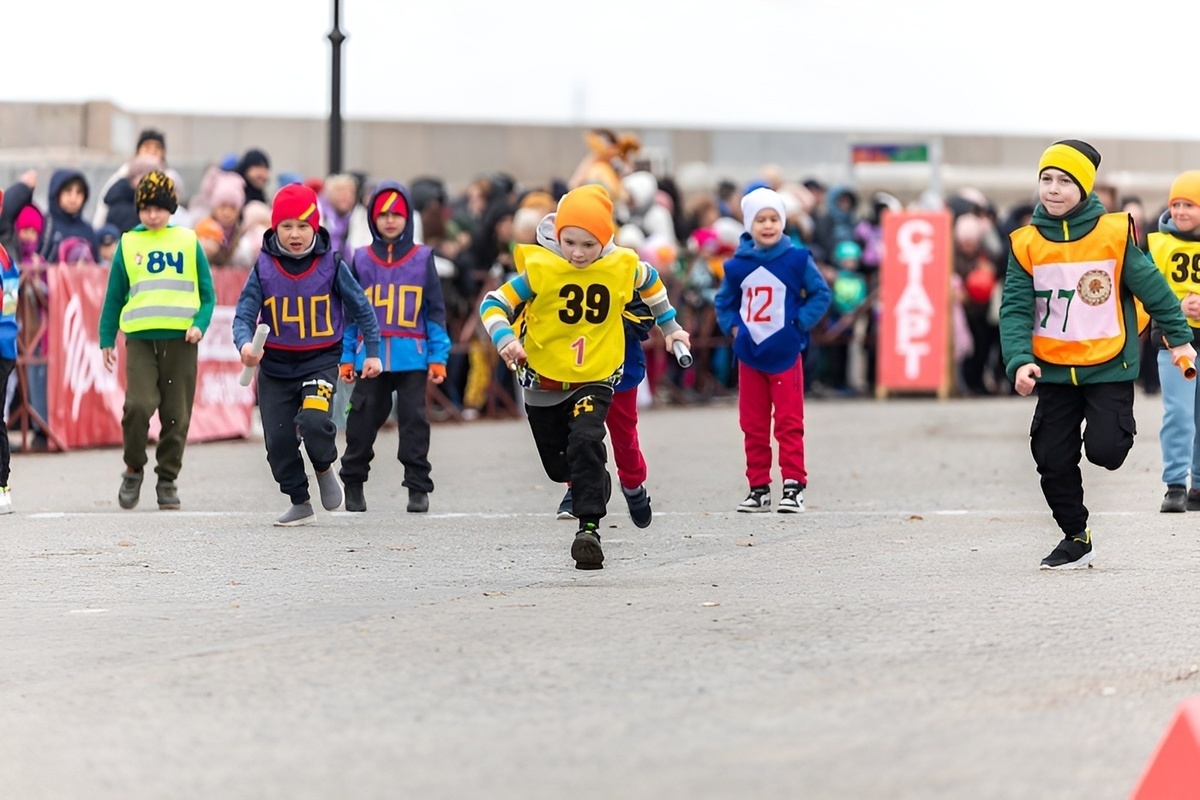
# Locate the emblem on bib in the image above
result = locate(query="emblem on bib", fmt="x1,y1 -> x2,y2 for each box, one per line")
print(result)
1077,269 -> 1112,306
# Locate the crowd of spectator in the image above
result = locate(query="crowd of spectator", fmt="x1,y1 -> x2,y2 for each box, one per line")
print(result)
0,126 -> 1173,435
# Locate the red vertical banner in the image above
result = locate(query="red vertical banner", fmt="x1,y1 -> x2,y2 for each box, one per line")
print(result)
876,210 -> 951,394
46,266 -> 256,449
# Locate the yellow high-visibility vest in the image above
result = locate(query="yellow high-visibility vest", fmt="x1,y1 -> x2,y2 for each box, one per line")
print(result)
119,226 -> 200,333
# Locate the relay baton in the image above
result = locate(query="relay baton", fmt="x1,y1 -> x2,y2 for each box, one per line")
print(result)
672,340 -> 694,369
239,324 -> 271,386
1164,336 -> 1197,380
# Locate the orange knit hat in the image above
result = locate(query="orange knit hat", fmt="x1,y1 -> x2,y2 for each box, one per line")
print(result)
1170,171 -> 1200,207
554,184 -> 615,244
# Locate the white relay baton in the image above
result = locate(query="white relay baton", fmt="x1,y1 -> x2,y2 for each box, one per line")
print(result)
238,323 -> 270,387
672,340 -> 693,369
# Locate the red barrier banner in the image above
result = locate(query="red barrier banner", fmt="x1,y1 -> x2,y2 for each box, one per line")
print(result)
876,211 -> 951,394
46,266 -> 254,449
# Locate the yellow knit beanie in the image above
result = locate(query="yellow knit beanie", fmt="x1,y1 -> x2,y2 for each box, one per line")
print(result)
1038,139 -> 1101,196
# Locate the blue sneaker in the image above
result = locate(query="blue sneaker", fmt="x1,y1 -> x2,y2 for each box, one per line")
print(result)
622,484 -> 652,528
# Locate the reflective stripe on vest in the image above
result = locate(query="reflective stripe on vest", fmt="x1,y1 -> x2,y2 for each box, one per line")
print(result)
119,227 -> 201,333
1149,231 -> 1200,329
1010,213 -> 1130,366
517,244 -> 637,384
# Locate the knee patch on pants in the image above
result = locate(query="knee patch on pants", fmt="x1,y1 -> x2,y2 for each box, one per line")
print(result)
1085,411 -> 1137,471
297,378 -> 336,436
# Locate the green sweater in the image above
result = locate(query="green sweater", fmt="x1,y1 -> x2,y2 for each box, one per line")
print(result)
999,194 -> 1192,385
98,224 -> 216,349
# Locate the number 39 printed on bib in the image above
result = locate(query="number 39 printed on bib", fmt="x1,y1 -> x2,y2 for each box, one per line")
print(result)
739,266 -> 787,344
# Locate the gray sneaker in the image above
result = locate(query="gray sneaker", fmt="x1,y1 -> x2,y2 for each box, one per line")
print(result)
119,469 -> 144,509
274,502 -> 316,527
156,480 -> 180,510
316,469 -> 343,511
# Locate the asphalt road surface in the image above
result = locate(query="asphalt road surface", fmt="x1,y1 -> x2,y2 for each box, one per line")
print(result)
3,392 -> 1195,800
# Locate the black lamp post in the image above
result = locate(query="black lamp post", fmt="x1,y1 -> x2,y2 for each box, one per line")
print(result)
328,0 -> 346,175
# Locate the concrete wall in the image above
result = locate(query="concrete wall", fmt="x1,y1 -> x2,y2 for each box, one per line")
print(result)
1,100 -> 1198,213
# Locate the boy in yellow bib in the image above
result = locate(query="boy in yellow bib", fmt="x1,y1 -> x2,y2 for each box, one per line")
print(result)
1000,140 -> 1195,569
1149,171 -> 1200,512
480,185 -> 689,569
99,171 -> 215,510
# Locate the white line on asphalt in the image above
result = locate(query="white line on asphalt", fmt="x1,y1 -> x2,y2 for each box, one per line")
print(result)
24,509 -> 1147,520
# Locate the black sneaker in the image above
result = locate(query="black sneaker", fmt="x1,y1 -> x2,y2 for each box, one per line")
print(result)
556,486 -> 575,520
572,523 -> 604,570
737,485 -> 771,513
118,468 -> 143,510
407,489 -> 429,513
345,483 -> 366,513
1039,529 -> 1094,570
1188,488 -> 1200,511
1161,484 -> 1187,513
156,480 -> 180,510
623,484 -> 652,528
778,480 -> 805,513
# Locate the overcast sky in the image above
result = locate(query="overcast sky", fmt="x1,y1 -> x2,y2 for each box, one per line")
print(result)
7,0 -> 1195,141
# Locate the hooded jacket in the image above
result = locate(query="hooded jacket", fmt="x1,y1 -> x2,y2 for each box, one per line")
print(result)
39,169 -> 98,262
232,226 -> 380,380
340,181 -> 450,373
999,193 -> 1191,385
714,233 -> 832,374
0,244 -> 18,360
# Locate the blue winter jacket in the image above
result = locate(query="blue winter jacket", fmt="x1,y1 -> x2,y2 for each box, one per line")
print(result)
340,181 -> 451,373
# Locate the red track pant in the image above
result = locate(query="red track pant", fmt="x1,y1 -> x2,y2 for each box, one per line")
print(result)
738,358 -> 806,488
605,386 -> 647,491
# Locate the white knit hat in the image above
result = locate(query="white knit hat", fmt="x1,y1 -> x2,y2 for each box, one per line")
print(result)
741,187 -> 787,233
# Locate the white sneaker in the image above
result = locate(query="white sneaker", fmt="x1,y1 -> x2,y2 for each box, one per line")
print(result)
778,480 -> 805,513
0,486 -> 12,515
737,487 -> 771,513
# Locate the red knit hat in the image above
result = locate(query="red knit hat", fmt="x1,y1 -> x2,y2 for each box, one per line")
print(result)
271,184 -> 321,229
372,189 -> 408,220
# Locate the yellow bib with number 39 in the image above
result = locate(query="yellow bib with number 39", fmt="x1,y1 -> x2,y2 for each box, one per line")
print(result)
1149,232 -> 1200,329
517,243 -> 637,384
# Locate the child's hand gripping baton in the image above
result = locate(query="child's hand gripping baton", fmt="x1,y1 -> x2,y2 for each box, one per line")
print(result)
239,324 -> 270,387
1164,336 -> 1197,380
1176,353 -> 1197,380
672,340 -> 693,369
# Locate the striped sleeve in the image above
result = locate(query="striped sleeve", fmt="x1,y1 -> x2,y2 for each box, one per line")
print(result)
634,261 -> 681,334
479,273 -> 533,348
